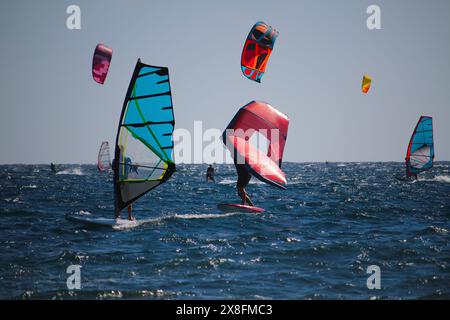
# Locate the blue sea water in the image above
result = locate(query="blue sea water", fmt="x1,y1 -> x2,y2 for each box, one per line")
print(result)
0,162 -> 449,300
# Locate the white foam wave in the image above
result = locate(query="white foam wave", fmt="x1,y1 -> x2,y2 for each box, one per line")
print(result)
420,175 -> 450,183
433,175 -> 450,183
218,178 -> 265,185
218,179 -> 235,185
69,210 -> 253,230
56,168 -> 84,176
74,210 -> 92,216
174,212 -> 251,219
21,185 -> 37,189
110,215 -> 165,230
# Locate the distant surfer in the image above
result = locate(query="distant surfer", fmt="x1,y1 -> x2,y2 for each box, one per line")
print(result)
50,163 -> 56,173
395,161 -> 418,181
206,164 -> 215,182
236,164 -> 254,206
405,161 -> 418,180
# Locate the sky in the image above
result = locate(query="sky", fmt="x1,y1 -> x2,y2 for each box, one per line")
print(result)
0,0 -> 449,164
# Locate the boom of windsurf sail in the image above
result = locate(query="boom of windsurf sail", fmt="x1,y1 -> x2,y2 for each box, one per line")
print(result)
113,59 -> 175,211
223,101 -> 289,189
405,115 -> 434,176
97,141 -> 111,172
241,21 -> 278,83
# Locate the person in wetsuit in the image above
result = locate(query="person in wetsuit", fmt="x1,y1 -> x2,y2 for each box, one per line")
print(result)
405,160 -> 418,181
235,164 -> 254,206
113,148 -> 135,221
50,163 -> 56,173
206,164 -> 215,182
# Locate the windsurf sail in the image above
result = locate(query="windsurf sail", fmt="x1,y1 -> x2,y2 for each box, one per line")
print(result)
113,59 -> 175,211
241,21 -> 278,83
405,116 -> 434,176
97,141 -> 111,172
362,74 -> 372,93
92,43 -> 113,84
223,101 -> 289,189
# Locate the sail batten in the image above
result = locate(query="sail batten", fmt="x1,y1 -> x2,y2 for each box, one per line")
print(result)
114,59 -> 175,211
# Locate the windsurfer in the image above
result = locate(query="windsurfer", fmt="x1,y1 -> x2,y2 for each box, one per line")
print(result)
236,164 -> 254,206
111,62 -> 176,223
405,163 -> 418,180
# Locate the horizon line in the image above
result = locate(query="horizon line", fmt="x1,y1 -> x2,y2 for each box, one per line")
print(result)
1,160 -> 449,166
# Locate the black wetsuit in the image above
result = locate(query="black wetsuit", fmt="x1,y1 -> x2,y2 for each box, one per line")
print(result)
235,164 -> 253,206
236,164 -> 251,188
206,166 -> 215,182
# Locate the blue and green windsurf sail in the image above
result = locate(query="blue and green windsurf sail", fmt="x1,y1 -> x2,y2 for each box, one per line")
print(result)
114,59 -> 175,210
405,116 -> 434,176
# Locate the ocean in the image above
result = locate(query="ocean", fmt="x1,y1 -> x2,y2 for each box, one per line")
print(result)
0,162 -> 449,299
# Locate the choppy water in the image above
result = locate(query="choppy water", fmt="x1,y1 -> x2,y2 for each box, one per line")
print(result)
0,162 -> 449,299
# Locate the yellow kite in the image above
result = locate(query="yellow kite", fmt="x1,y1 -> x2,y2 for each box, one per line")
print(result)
362,75 -> 372,93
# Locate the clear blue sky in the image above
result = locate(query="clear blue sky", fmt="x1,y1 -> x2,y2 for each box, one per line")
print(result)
0,0 -> 449,164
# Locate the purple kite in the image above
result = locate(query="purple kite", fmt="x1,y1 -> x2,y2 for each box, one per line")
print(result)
92,43 -> 113,84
